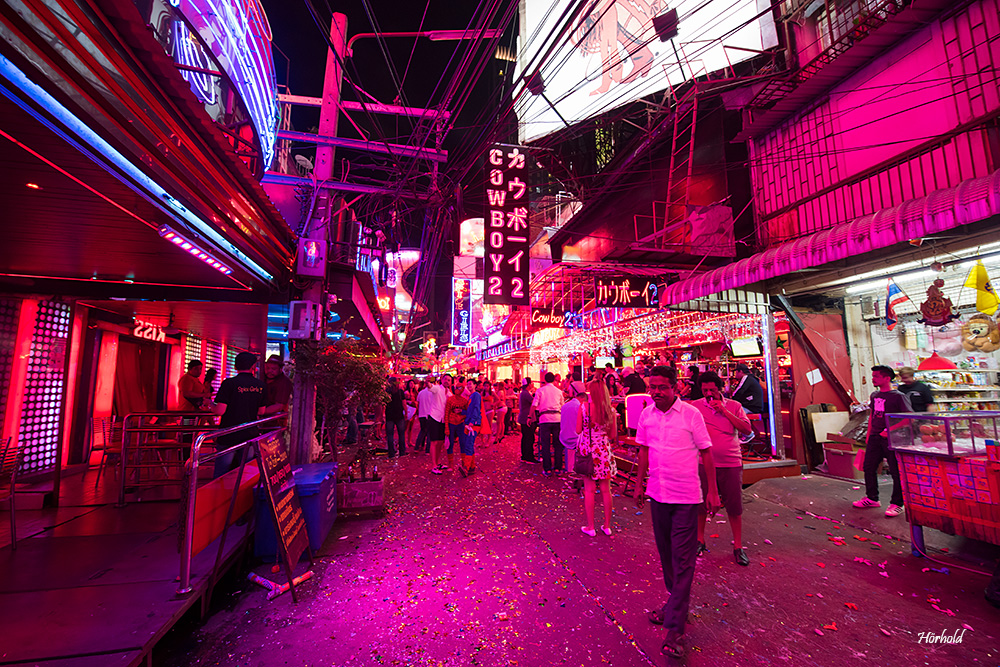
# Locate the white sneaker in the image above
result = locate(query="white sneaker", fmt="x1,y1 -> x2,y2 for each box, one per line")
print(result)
853,497 -> 880,509
885,504 -> 904,517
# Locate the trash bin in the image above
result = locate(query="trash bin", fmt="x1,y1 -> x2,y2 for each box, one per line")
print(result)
255,462 -> 337,560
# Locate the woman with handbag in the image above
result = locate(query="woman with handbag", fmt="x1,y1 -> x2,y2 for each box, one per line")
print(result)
577,378 -> 618,536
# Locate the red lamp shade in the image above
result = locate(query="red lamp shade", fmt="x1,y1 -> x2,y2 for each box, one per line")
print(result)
917,352 -> 959,371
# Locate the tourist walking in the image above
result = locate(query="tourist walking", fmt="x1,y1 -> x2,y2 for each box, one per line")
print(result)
577,379 -> 618,537
632,366 -> 720,659
459,378 -> 482,477
532,372 -> 564,475
439,377 -> 468,474
518,379 -> 538,463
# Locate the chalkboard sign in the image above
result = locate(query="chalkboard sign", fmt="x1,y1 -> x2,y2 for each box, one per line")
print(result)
256,432 -> 311,600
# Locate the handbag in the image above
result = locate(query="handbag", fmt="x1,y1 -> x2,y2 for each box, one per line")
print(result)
574,407 -> 596,477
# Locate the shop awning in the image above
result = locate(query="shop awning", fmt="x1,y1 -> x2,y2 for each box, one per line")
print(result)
660,169 -> 1000,306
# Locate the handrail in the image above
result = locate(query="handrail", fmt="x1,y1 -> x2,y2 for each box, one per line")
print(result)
178,413 -> 288,595
119,411 -> 221,506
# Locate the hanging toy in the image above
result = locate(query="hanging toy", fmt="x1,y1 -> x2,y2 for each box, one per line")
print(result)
961,314 -> 1000,353
932,321 -> 964,357
918,279 -> 958,326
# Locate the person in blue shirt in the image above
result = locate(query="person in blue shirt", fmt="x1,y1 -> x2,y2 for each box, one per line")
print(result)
459,378 -> 482,477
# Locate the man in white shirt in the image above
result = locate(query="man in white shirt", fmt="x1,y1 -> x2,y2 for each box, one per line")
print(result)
633,366 -> 721,659
416,381 -> 435,454
427,375 -> 448,473
560,381 -> 586,474
531,372 -> 564,475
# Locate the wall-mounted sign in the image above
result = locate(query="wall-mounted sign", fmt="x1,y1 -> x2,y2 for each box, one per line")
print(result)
530,308 -> 564,329
452,278 -> 472,346
484,144 -> 529,305
594,275 -> 660,308
133,318 -> 167,343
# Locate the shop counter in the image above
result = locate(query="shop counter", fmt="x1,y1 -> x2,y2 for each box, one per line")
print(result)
886,412 -> 1000,553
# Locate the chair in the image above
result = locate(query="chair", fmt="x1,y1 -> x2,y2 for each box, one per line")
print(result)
94,418 -> 123,488
0,437 -> 20,549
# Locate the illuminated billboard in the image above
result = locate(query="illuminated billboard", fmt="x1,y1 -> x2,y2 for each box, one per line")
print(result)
517,0 -> 776,142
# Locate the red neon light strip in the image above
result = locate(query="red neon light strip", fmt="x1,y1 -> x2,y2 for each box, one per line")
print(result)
0,272 -> 252,291
2,299 -> 39,453
61,307 -> 85,466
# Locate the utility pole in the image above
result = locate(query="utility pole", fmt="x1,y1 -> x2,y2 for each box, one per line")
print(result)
290,13 -> 347,466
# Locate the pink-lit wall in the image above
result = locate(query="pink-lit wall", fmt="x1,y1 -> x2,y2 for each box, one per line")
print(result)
753,0 -> 1000,244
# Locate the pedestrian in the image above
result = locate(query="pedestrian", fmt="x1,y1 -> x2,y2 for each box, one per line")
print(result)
426,375 -> 448,474
459,378 -> 482,477
384,377 -> 406,458
211,352 -> 267,478
560,380 -> 586,475
441,377 -> 469,473
691,371 -> 753,566
416,379 -> 434,454
896,366 -> 934,412
479,381 -> 496,447
261,356 -> 292,422
405,380 -> 421,449
621,366 -> 647,395
577,379 -> 618,537
518,379 -> 538,463
532,372 -> 564,475
632,366 -> 720,659
684,365 -> 703,401
178,360 -> 210,411
492,381 -> 509,441
853,365 -> 911,517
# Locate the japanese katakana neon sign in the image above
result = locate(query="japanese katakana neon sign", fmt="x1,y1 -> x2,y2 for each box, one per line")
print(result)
594,275 -> 660,309
484,144 -> 530,305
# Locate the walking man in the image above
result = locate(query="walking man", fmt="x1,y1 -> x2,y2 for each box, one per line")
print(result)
426,375 -> 448,474
384,377 -> 406,458
518,379 -> 538,463
853,365 -> 911,517
691,371 -> 753,565
632,366 -> 720,659
532,372 -> 564,475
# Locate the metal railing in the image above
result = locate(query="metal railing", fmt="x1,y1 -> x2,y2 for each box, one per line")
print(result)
119,411 -> 219,506
178,414 -> 288,595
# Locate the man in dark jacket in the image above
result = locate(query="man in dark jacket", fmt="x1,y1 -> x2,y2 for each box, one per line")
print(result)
730,363 -> 765,414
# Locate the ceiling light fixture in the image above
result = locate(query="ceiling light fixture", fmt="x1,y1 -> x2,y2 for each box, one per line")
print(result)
25,182 -> 41,189
159,224 -> 233,275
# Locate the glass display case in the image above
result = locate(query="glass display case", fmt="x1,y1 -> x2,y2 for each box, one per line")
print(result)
885,410 -> 1000,457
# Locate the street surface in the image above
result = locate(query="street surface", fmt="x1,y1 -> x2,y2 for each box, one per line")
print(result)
161,434 -> 999,666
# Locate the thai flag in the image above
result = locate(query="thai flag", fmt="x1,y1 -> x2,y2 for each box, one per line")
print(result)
885,279 -> 908,331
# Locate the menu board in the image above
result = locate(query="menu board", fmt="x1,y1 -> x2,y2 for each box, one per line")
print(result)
257,433 -> 310,576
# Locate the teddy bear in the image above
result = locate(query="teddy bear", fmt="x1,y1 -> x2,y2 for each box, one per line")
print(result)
932,321 -> 964,356
962,313 -> 1000,352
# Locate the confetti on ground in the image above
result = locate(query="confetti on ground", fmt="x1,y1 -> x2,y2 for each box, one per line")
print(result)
845,603 -> 858,610
853,535 -> 870,542
880,628 -> 892,636
823,622 -> 838,631
878,572 -> 888,578
764,539 -> 773,545
814,629 -> 825,636
816,563 -> 825,568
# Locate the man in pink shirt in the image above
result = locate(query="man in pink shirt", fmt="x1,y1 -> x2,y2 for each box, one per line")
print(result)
691,371 -> 753,566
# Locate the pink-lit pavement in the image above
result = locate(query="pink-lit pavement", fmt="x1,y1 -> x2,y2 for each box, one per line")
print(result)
161,435 -> 999,666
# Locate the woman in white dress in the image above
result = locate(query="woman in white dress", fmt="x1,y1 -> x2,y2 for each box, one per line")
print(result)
577,378 -> 618,536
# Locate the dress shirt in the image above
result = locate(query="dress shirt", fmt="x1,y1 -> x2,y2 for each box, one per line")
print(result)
417,387 -> 434,418
531,383 -> 564,423
636,399 -> 712,504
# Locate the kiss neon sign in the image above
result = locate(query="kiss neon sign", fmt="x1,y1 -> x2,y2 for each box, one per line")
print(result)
172,0 -> 278,166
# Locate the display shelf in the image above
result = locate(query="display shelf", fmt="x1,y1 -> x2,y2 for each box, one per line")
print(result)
929,386 -> 1000,392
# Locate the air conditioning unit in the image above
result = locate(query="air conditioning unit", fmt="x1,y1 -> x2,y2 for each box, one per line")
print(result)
288,300 -> 321,339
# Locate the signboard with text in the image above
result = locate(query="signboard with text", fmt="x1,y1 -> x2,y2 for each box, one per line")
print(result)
257,433 -> 311,600
594,275 -> 660,309
484,144 -> 530,305
452,278 -> 472,346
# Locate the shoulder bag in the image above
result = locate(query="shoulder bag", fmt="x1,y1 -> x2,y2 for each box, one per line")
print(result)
574,405 -> 596,477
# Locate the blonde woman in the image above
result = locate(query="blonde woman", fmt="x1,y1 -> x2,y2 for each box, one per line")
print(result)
577,378 -> 618,536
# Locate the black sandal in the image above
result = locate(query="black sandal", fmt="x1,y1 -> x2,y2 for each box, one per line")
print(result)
661,631 -> 684,658
647,608 -> 664,625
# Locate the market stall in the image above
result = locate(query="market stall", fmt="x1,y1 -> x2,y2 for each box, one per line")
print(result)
887,410 -> 1000,554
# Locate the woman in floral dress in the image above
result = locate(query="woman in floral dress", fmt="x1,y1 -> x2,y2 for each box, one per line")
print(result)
577,378 -> 618,536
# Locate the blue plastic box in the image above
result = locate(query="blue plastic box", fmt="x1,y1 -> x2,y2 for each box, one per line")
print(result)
254,462 -> 337,560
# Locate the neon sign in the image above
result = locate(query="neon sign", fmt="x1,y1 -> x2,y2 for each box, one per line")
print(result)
173,0 -> 278,165
595,275 -> 660,308
133,318 -> 167,343
484,144 -> 530,305
452,278 -> 472,346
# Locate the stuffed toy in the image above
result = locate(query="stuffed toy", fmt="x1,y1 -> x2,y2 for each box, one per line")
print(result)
962,314 -> 1000,352
932,322 -> 964,357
